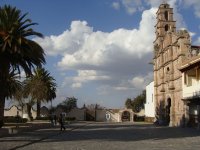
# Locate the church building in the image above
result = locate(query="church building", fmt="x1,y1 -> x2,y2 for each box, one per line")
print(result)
153,3 -> 200,126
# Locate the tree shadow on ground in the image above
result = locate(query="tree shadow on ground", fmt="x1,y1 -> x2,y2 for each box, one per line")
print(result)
48,123 -> 200,142
1,122 -> 200,150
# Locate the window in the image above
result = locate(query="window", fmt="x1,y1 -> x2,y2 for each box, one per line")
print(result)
165,24 -> 169,31
164,11 -> 169,20
184,72 -> 187,85
186,69 -> 196,86
167,67 -> 170,72
197,68 -> 200,80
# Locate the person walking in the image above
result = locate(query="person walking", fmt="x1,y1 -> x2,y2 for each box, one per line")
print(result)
59,113 -> 66,131
54,115 -> 57,126
49,113 -> 54,126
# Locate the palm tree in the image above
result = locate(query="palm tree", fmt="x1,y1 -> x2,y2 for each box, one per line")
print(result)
24,67 -> 56,118
0,70 -> 22,127
0,5 -> 45,127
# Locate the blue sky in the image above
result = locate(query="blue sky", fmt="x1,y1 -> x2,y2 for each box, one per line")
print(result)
1,0 -> 200,108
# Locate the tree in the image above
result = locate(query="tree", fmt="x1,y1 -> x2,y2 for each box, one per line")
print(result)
0,5 -> 45,126
24,67 -> 56,118
125,98 -> 133,109
86,104 -> 104,110
13,82 -> 26,115
0,70 -> 22,127
124,90 -> 146,113
57,97 -> 77,112
132,90 -> 146,112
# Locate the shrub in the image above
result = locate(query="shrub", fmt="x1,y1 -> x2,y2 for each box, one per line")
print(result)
134,115 -> 145,122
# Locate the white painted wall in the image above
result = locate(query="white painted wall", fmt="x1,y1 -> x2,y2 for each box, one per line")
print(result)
182,72 -> 200,98
145,81 -> 155,117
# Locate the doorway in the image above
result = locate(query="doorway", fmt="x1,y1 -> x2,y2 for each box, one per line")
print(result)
166,98 -> 171,125
121,111 -> 130,122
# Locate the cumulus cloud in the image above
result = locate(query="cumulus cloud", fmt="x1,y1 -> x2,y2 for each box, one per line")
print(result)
34,21 -> 93,56
56,9 -> 156,71
129,72 -> 153,89
62,70 -> 111,89
72,82 -> 82,88
34,7 -> 156,94
31,0 -> 200,108
121,0 -> 144,15
112,2 -> 120,10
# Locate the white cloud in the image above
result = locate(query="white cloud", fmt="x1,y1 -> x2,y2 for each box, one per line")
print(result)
31,0 -> 200,108
194,37 -> 200,45
62,70 -> 111,89
123,0 -> 144,15
114,86 -> 131,91
112,2 -> 120,10
74,70 -> 110,83
189,31 -> 196,37
55,9 -> 156,71
129,72 -> 153,89
34,8 -> 156,93
72,82 -> 82,88
34,21 -> 93,56
35,1 -> 196,101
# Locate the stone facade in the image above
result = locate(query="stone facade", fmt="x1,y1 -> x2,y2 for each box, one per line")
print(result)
153,3 -> 191,126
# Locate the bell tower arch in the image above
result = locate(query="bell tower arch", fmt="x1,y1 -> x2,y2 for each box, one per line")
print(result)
154,3 -> 176,51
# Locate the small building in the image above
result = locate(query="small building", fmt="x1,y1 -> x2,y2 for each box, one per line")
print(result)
4,105 -> 37,120
179,54 -> 200,127
145,81 -> 155,122
96,108 -> 134,122
66,108 -> 86,121
4,105 -> 22,117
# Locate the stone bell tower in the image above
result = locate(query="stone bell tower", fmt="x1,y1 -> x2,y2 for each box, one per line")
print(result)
154,3 -> 176,49
153,3 -> 190,126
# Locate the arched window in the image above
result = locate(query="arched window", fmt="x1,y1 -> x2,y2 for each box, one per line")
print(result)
164,11 -> 169,20
165,24 -> 169,31
166,67 -> 170,74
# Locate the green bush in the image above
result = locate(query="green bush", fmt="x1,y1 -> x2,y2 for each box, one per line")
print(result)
134,115 -> 145,122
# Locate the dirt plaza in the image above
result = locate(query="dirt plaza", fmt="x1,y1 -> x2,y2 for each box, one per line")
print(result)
1,122 -> 200,150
